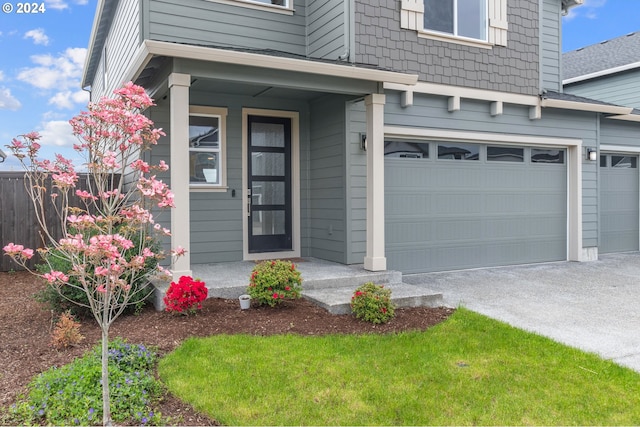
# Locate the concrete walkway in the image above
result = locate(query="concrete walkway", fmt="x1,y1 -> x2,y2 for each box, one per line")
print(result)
403,253 -> 640,373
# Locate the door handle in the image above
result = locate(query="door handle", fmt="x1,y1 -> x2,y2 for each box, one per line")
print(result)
247,188 -> 251,217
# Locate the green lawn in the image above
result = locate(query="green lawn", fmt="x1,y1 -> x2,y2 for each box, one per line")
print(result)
159,308 -> 640,425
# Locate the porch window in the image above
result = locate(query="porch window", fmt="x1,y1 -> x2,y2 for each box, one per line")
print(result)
189,106 -> 228,190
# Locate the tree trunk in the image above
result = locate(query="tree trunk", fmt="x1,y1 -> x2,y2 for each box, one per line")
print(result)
101,324 -> 112,426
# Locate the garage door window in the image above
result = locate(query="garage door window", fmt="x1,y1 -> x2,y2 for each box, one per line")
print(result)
600,155 -> 607,167
487,146 -> 524,162
612,155 -> 637,168
531,148 -> 564,164
438,143 -> 479,160
384,140 -> 429,159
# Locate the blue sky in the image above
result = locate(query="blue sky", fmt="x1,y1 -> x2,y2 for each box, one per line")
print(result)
0,0 -> 638,170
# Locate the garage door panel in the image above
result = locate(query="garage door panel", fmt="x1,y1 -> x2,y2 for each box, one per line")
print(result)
600,154 -> 639,254
385,145 -> 567,273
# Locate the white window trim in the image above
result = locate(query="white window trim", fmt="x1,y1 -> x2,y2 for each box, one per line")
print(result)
189,106 -> 228,192
384,126 -> 584,263
401,0 -> 507,47
203,0 -> 294,15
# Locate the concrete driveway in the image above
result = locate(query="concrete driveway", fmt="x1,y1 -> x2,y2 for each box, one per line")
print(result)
403,253 -> 640,373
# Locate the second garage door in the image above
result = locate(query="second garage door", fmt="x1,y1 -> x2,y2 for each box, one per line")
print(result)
385,140 -> 567,273
600,153 -> 639,254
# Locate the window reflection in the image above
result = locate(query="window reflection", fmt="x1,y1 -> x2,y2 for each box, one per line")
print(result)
438,143 -> 479,160
531,148 -> 565,164
612,155 -> 637,168
487,146 -> 524,162
384,140 -> 429,159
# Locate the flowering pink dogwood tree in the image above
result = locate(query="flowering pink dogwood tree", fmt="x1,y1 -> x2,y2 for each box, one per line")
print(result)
3,82 -> 182,426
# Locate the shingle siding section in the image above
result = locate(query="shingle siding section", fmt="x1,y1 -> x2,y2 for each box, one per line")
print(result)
354,0 -> 539,96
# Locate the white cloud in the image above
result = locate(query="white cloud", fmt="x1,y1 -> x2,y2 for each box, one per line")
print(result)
48,89 -> 89,109
45,0 -> 88,10
46,0 -> 69,10
24,28 -> 50,46
0,87 -> 22,110
17,47 -> 86,91
564,0 -> 607,20
37,120 -> 76,147
0,71 -> 5,82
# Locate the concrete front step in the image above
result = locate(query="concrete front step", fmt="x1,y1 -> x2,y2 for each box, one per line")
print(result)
302,283 -> 444,315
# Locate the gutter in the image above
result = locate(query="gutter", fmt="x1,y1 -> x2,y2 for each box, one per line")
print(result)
540,97 -> 633,115
126,40 -> 418,86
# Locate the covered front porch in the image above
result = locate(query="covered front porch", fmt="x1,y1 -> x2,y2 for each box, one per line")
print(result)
129,41 -> 418,281
151,257 -> 443,314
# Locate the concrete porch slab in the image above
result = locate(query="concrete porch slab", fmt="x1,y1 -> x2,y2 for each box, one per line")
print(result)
151,257 -> 443,314
302,283 -> 444,315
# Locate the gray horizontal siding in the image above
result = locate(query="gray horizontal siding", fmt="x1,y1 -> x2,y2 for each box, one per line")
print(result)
309,96 -> 347,263
601,119 -> 640,148
307,0 -> 345,59
146,0 -> 306,56
541,0 -> 561,92
565,70 -> 640,110
97,0 -> 140,97
345,99 -> 366,264
148,91 -> 312,266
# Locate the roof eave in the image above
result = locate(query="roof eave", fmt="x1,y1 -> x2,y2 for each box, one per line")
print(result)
563,61 -> 640,85
541,97 -> 633,115
127,40 -> 419,87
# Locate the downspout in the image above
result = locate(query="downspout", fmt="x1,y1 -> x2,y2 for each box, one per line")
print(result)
538,0 -> 543,94
338,0 -> 353,62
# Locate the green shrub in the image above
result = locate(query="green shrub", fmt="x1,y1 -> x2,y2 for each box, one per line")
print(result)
350,282 -> 396,324
8,339 -> 161,426
247,260 -> 302,307
35,229 -> 159,317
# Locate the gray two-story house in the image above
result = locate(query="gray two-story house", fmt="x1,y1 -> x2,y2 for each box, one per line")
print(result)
81,0 -> 640,280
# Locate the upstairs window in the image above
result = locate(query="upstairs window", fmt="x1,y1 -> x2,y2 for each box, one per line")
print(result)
400,0 -> 507,47
424,0 -> 487,41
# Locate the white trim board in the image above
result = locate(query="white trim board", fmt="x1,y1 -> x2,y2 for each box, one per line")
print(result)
383,126 -> 584,262
241,108 -> 301,261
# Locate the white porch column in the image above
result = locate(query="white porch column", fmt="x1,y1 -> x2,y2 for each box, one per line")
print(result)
364,93 -> 387,271
168,73 -> 192,279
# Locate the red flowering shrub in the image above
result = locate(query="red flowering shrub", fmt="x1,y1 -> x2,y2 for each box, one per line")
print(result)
163,276 -> 208,314
247,260 -> 302,307
350,282 -> 396,324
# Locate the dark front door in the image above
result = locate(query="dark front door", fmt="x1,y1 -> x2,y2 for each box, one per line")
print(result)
247,115 -> 292,253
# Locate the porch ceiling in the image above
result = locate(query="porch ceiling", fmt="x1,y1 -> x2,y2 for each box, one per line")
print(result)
189,77 -> 327,101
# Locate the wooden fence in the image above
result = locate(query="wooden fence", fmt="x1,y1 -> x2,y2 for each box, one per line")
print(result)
0,172 -> 117,272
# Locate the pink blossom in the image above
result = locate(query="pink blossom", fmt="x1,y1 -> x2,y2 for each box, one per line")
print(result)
76,190 -> 98,201
95,266 -> 109,276
10,138 -> 25,149
132,159 -> 150,173
172,246 -> 186,257
3,243 -> 25,255
157,160 -> 169,171
43,271 -> 69,283
96,285 -> 107,294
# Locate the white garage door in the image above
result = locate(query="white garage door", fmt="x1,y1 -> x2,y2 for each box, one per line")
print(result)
600,153 -> 639,254
385,140 -> 567,273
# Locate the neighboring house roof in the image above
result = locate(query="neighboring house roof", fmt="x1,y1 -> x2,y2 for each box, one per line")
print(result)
563,31 -> 640,84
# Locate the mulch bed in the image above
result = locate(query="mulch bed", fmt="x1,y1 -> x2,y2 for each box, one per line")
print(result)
0,271 -> 454,425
